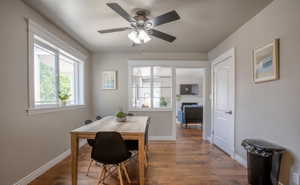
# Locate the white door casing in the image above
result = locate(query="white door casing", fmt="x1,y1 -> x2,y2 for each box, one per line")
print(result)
211,48 -> 235,156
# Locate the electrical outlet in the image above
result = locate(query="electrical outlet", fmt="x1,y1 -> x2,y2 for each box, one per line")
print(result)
292,172 -> 300,185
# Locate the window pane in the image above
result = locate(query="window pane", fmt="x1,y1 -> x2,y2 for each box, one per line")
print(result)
153,97 -> 171,108
34,44 -> 57,105
153,87 -> 172,108
132,88 -> 151,108
153,66 -> 172,76
132,76 -> 151,88
153,87 -> 172,98
153,77 -> 172,87
133,87 -> 151,99
59,55 -> 76,105
133,67 -> 151,76
131,66 -> 172,109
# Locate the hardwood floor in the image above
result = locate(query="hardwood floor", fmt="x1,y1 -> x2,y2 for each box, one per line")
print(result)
30,125 -> 249,185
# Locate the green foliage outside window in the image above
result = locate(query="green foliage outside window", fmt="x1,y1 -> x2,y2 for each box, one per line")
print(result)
59,74 -> 71,102
39,62 -> 71,103
40,62 -> 56,103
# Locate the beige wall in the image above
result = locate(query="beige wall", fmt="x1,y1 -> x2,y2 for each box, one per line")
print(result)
209,0 -> 300,183
0,0 -> 92,184
92,52 -> 209,138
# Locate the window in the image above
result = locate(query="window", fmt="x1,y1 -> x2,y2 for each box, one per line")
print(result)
27,20 -> 86,113
32,38 -> 83,107
130,66 -> 172,110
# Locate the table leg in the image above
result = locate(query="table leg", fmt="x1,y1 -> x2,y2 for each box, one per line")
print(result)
138,135 -> 145,185
71,134 -> 79,185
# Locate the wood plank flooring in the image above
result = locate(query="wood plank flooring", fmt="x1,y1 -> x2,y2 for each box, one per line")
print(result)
30,125 -> 249,185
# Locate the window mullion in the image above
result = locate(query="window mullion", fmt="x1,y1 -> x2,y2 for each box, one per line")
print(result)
55,52 -> 60,105
74,62 -> 79,104
151,66 -> 154,109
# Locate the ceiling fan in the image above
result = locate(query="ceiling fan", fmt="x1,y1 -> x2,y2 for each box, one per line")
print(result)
98,3 -> 180,44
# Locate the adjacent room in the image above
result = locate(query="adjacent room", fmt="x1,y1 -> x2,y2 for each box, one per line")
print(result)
1,0 -> 300,185
176,68 -> 204,129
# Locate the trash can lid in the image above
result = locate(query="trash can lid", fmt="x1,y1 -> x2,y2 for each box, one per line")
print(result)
242,139 -> 285,152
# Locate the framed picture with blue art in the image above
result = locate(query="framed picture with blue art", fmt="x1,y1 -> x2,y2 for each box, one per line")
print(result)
102,70 -> 117,89
253,39 -> 280,83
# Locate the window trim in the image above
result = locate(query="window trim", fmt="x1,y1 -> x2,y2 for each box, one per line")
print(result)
128,64 -> 173,112
27,19 -> 87,115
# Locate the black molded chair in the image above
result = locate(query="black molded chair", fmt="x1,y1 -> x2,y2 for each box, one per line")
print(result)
95,116 -> 102,120
127,113 -> 134,116
125,118 -> 150,167
91,132 -> 132,185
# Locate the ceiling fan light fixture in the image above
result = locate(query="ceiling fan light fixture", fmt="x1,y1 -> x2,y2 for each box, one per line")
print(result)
128,30 -> 151,44
138,30 -> 151,43
128,30 -> 141,44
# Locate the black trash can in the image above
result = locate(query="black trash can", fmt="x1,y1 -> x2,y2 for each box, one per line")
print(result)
242,139 -> 285,185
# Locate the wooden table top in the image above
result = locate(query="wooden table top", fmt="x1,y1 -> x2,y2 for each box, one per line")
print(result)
71,116 -> 149,134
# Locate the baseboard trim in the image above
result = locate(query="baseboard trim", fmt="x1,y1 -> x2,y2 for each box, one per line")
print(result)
14,140 -> 86,185
204,136 -> 212,143
149,135 -> 176,141
233,153 -> 247,168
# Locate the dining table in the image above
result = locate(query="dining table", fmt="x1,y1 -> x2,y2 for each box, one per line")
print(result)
70,116 -> 149,185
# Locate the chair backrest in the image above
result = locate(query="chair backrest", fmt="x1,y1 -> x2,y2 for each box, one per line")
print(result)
145,118 -> 150,145
127,113 -> 134,116
92,132 -> 129,164
84,120 -> 93,125
181,102 -> 198,111
95,116 -> 102,120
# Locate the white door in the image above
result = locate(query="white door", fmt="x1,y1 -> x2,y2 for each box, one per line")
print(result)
212,49 -> 235,156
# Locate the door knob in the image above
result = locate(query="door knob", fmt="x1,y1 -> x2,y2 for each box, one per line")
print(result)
225,110 -> 233,115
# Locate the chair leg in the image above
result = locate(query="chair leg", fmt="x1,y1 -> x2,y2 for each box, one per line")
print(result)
86,159 -> 94,176
97,166 -> 106,185
144,150 -> 148,168
121,163 -> 131,184
117,165 -> 124,185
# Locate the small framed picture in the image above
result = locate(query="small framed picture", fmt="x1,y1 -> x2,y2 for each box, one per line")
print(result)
102,70 -> 117,89
253,39 -> 280,83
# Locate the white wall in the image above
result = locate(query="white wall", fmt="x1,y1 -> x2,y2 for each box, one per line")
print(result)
0,1 -> 92,184
209,0 -> 300,183
92,52 -> 210,139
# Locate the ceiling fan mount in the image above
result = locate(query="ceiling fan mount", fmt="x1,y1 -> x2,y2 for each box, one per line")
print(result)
134,8 -> 150,17
132,9 -> 151,29
98,3 -> 181,44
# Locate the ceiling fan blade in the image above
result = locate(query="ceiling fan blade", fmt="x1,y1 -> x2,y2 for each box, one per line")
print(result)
106,3 -> 134,22
149,29 -> 176,42
98,27 -> 131,34
150,10 -> 180,27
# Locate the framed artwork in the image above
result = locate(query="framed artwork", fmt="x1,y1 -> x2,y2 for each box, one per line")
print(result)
102,70 -> 117,89
253,39 -> 280,83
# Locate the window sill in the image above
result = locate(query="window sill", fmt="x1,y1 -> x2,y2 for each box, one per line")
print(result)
27,104 -> 88,115
128,108 -> 172,112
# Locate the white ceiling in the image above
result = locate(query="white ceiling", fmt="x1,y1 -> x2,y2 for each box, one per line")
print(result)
23,0 -> 272,53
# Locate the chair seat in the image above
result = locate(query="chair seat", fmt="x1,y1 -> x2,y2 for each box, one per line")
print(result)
125,140 -> 138,151
94,151 -> 132,165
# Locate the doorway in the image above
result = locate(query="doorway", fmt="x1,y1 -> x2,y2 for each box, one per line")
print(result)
175,68 -> 205,139
211,48 -> 235,156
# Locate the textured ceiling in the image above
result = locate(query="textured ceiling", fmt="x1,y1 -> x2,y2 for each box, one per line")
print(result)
23,0 -> 273,53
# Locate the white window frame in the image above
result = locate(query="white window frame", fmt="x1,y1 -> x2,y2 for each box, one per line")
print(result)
27,19 -> 87,115
128,64 -> 173,112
